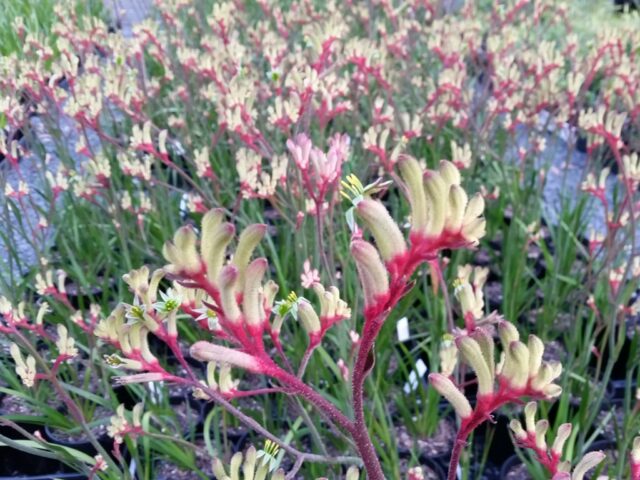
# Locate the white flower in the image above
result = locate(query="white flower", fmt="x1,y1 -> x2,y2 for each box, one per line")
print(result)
153,288 -> 182,314
194,306 -> 219,330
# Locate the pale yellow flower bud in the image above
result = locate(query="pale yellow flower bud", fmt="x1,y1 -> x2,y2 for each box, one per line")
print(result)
231,224 -> 267,286
356,199 -> 407,261
163,226 -> 201,274
201,210 -> 235,283
219,266 -> 242,324
509,419 -> 527,441
242,259 -> 267,326
398,155 -> 428,231
457,336 -> 494,396
351,240 -> 389,308
552,423 -> 572,456
429,373 -> 472,419
572,451 -> 606,480
298,299 -> 321,336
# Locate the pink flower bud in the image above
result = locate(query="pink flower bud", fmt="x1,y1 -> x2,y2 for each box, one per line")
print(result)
190,341 -> 261,372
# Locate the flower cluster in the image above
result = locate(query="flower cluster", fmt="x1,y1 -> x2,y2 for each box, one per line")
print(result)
510,402 -> 605,480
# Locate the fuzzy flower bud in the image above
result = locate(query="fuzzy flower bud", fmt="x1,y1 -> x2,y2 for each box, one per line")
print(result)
163,226 -> 201,274
56,324 -> 78,358
10,343 -> 37,388
351,239 -> 389,309
232,224 -> 267,289
297,298 -> 322,337
355,199 -> 407,262
201,209 -> 235,283
190,341 -> 261,373
219,266 -> 242,324
456,336 -> 494,396
572,451 -> 606,480
429,373 -> 472,419
552,424 -> 572,456
242,259 -> 267,326
398,155 -> 428,231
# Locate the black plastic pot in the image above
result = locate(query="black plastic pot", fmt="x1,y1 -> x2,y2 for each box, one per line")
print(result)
42,402 -> 113,459
499,454 -> 528,479
0,446 -> 84,479
473,414 -> 516,468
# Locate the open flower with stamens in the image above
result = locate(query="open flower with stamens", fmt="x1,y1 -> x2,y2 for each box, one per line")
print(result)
510,402 -> 605,479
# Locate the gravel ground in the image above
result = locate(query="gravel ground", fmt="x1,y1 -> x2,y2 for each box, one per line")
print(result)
0,0 -> 152,294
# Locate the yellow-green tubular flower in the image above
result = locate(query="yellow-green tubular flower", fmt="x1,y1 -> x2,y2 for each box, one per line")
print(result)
552,424 -> 572,456
423,170 -> 447,237
498,321 -> 520,347
457,336 -> 494,396
56,325 -> 78,358
206,361 -> 218,391
263,280 -> 279,310
163,226 -> 201,274
232,224 -> 267,290
439,335 -> 458,377
471,328 -> 495,379
535,419 -> 549,451
530,361 -> 563,398
219,266 -> 242,323
398,155 -> 428,231
201,209 -> 235,283
350,240 -> 389,308
10,343 -> 36,388
313,283 -> 330,315
212,445 -> 285,480
190,341 -> 261,372
138,327 -> 157,365
242,258 -> 268,326
461,194 -> 486,245
345,466 -> 360,480
528,335 -> 544,377
148,269 -> 165,305
122,265 -> 150,297
95,304 -> 125,342
445,184 -> 468,232
429,373 -> 472,419
500,341 -> 530,389
572,451 -> 606,480
439,160 -> 461,188
355,198 -> 407,261
455,282 -> 483,321
297,298 -> 321,336
524,402 -> 537,433
633,436 -> 640,464
312,284 -> 351,320
509,419 -> 527,441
